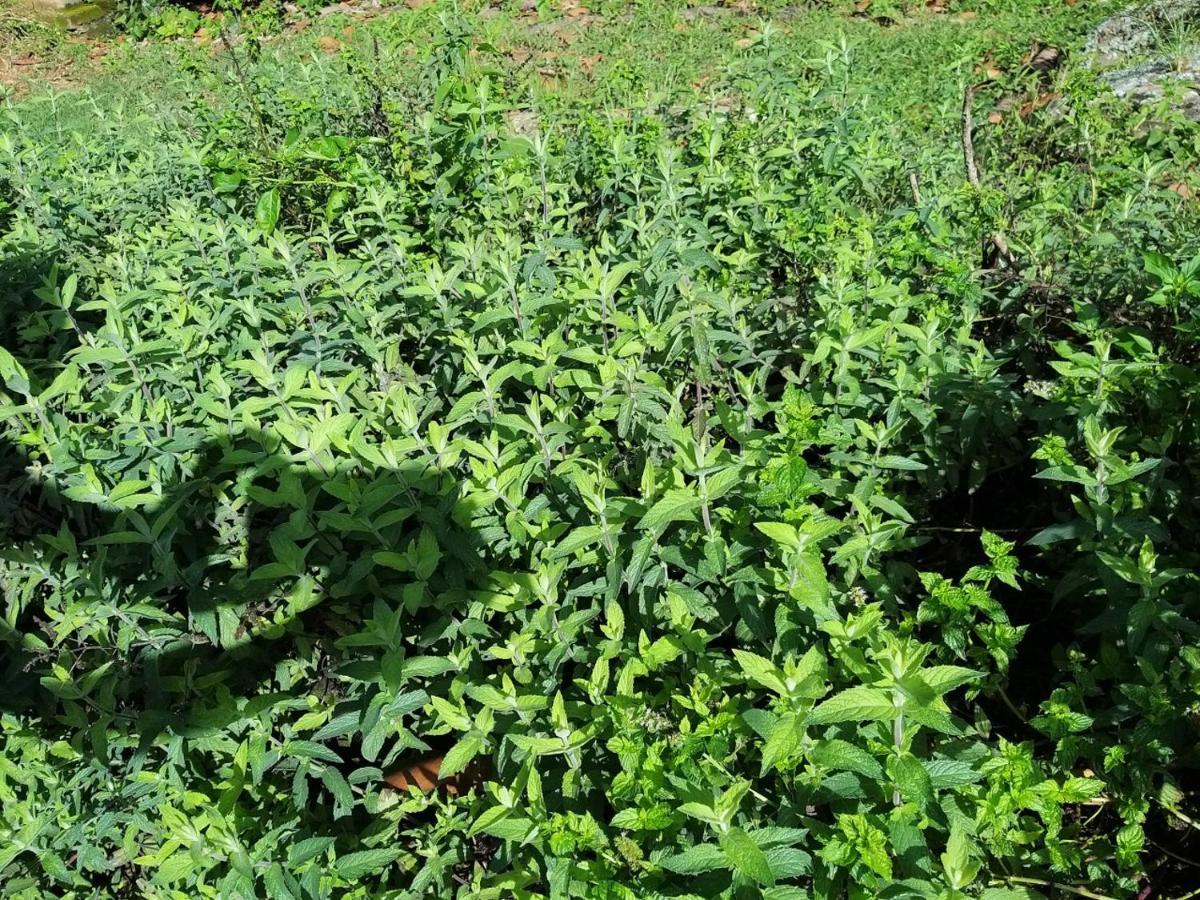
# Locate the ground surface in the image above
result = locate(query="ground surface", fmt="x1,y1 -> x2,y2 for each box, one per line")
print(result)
0,0 -> 1122,109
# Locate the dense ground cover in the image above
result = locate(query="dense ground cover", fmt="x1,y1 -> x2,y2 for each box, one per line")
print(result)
3,0 -> 1200,896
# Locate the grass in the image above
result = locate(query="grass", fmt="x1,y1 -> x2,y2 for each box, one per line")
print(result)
4,0 -> 1126,122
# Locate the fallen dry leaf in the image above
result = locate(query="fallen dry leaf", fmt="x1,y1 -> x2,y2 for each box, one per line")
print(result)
735,37 -> 754,48
1018,90 -> 1059,118
14,54 -> 38,67
318,36 -> 341,54
853,0 -> 871,12
1168,181 -> 1196,200
1023,43 -> 1062,73
407,0 -> 433,7
565,3 -> 590,16
580,53 -> 603,74
988,111 -> 1003,124
957,10 -> 977,21
88,44 -> 109,60
975,57 -> 1002,79
509,47 -> 532,65
926,0 -> 946,12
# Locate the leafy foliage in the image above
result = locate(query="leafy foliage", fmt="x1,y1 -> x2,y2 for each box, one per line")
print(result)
2,4 -> 1200,898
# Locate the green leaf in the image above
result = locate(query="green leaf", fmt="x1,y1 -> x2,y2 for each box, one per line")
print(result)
941,828 -> 981,890
720,826 -> 776,886
760,713 -> 805,775
372,551 -> 409,571
808,686 -> 899,725
639,488 -> 701,532
810,739 -> 883,779
733,649 -> 787,695
440,732 -> 483,779
791,551 -> 832,615
657,844 -> 728,875
263,863 -> 297,900
924,757 -> 981,787
755,521 -> 799,549
890,752 -> 934,810
284,740 -> 342,764
321,766 -> 354,815
287,836 -> 334,867
678,802 -> 722,828
469,805 -> 511,837
333,847 -> 402,880
920,665 -> 982,695
875,454 -> 927,471
311,710 -> 360,741
256,188 -> 281,234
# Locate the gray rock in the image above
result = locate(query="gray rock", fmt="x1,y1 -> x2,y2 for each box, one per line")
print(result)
1085,0 -> 1200,65
1100,52 -> 1200,117
1084,0 -> 1200,118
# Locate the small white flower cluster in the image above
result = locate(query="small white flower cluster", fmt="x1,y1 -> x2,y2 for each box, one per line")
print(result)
1023,379 -> 1057,399
639,708 -> 673,734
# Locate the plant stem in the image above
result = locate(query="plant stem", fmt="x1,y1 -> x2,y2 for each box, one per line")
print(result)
996,875 -> 1118,900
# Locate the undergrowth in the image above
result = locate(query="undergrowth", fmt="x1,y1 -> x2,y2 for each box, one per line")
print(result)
2,2 -> 1200,898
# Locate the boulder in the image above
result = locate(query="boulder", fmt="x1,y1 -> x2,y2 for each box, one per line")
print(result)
1085,0 -> 1200,118
1085,0 -> 1200,65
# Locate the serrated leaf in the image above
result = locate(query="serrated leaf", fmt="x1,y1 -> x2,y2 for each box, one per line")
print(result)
440,732 -> 483,779
284,741 -> 342,764
333,847 -> 402,880
891,752 -> 934,810
760,713 -> 805,775
808,686 -> 898,724
733,649 -> 787,695
810,738 -> 883,779
657,844 -> 728,875
288,837 -> 334,867
720,826 -> 776,886
920,665 -> 982,695
256,188 -> 281,234
639,489 -> 701,532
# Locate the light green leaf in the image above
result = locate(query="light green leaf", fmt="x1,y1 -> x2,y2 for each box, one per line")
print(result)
440,732 -> 483,779
810,738 -> 883,779
256,188 -> 281,234
657,844 -> 728,875
891,752 -> 934,810
733,649 -> 787,695
808,686 -> 898,725
639,488 -> 701,532
760,713 -> 805,775
720,826 -> 776,886
332,847 -> 402,880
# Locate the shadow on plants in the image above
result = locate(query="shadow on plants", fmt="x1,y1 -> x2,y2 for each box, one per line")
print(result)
0,424 -> 490,780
